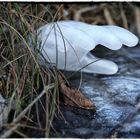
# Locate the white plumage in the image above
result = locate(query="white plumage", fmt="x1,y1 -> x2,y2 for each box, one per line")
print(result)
37,20 -> 139,75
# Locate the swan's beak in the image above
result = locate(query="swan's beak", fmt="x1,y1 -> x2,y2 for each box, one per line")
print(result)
80,52 -> 118,75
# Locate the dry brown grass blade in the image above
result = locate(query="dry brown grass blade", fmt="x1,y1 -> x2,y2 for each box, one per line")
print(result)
119,4 -> 128,29
74,6 -> 97,21
58,74 -> 96,111
104,8 -> 115,25
134,7 -> 140,35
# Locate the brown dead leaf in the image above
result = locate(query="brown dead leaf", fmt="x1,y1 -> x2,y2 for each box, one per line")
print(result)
58,73 -> 96,111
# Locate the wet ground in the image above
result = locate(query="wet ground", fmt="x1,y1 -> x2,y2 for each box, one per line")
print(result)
51,45 -> 140,138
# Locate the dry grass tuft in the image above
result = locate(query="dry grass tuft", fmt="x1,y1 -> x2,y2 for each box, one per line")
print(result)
0,2 -> 139,138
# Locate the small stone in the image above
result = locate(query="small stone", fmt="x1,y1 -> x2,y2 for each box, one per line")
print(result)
0,94 -> 9,130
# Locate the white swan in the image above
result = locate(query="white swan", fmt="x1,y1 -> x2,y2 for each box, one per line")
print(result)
37,20 -> 139,75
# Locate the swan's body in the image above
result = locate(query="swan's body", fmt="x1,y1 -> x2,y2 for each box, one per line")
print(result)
37,20 -> 139,75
